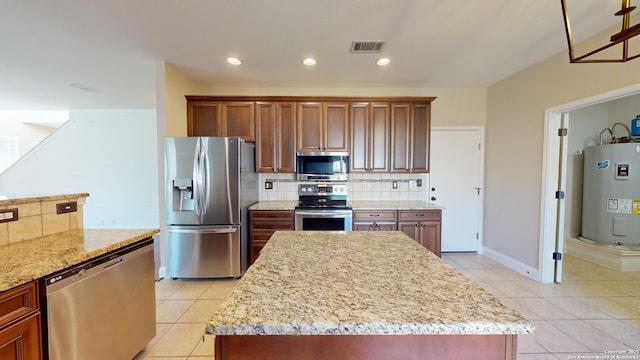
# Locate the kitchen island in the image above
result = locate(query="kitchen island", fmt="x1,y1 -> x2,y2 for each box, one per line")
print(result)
207,231 -> 534,360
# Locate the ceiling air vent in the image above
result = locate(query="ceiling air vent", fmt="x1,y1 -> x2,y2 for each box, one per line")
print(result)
350,41 -> 385,53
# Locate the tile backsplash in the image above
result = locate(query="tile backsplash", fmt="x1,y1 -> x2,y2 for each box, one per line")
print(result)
259,173 -> 429,202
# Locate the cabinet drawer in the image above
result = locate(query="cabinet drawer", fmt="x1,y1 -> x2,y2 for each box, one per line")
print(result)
353,210 -> 397,221
0,281 -> 39,329
250,210 -> 294,222
250,230 -> 280,242
398,210 -> 441,221
250,222 -> 295,231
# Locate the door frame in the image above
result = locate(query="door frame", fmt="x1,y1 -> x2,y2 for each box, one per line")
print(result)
431,126 -> 485,253
539,83 -> 640,284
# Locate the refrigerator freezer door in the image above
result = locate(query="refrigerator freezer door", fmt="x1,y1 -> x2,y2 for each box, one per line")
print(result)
165,137 -> 241,226
166,225 -> 242,278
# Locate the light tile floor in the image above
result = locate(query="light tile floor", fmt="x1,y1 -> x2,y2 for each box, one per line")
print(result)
135,254 -> 640,360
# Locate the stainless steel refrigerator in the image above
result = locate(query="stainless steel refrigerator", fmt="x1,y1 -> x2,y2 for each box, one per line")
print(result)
165,137 -> 258,278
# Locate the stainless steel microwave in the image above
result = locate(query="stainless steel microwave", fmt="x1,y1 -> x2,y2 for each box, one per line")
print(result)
296,152 -> 349,181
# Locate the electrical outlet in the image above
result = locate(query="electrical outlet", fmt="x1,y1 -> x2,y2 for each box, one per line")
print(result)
416,179 -> 422,187
409,180 -> 417,190
392,181 -> 398,189
0,208 -> 18,223
265,181 -> 273,190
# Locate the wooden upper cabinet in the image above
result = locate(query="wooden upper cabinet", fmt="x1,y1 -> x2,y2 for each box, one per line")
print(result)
297,102 -> 349,152
297,102 -> 323,152
411,103 -> 430,173
221,102 -> 255,142
323,102 -> 349,152
255,102 -> 296,173
186,99 -> 255,142
187,101 -> 219,136
390,102 -> 431,173
350,102 -> 389,172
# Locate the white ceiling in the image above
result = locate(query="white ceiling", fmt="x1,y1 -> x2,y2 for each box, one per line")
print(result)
0,0 -> 629,110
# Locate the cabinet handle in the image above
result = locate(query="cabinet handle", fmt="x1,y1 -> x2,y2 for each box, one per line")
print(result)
376,224 -> 380,227
415,224 -> 420,227
415,214 -> 426,217
421,224 -> 425,227
369,214 -> 380,217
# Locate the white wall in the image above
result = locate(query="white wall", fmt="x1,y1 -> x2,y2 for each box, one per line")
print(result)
0,109 -> 159,229
485,19 -> 640,275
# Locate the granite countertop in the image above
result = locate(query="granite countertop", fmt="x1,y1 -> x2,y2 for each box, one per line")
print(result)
0,193 -> 90,206
248,200 -> 443,211
0,228 -> 159,292
207,231 -> 534,336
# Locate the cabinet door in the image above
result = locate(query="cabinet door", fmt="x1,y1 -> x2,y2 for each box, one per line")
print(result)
187,101 -> 220,136
390,103 -> 411,172
398,221 -> 420,240
350,103 -> 369,172
276,103 -> 296,173
375,222 -> 398,231
421,221 -> 441,257
323,102 -> 349,152
255,102 -> 276,172
297,102 -> 323,152
0,313 -> 41,360
369,103 -> 390,171
411,103 -> 430,173
221,102 -> 255,142
353,222 -> 376,231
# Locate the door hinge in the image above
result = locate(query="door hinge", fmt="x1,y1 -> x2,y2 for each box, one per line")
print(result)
552,252 -> 562,260
558,128 -> 568,136
555,191 -> 565,199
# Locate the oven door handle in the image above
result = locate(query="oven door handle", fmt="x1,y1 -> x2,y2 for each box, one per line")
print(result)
294,210 -> 353,217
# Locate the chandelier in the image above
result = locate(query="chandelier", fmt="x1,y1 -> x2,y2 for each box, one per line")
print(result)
561,0 -> 640,63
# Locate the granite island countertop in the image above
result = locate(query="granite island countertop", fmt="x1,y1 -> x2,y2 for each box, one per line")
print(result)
207,231 -> 534,336
0,228 -> 159,292
248,200 -> 443,211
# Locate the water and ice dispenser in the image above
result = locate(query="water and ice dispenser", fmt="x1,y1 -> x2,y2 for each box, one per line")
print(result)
172,177 -> 194,211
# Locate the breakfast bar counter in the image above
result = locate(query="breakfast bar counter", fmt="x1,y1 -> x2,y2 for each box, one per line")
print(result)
207,231 -> 534,360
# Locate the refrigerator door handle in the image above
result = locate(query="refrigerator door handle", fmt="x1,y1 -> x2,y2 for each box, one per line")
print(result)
167,227 -> 238,234
194,137 -> 207,223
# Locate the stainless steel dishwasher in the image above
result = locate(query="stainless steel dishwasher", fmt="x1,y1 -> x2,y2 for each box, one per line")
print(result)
44,239 -> 156,360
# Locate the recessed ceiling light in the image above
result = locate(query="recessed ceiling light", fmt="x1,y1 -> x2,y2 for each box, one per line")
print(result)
376,57 -> 391,66
227,57 -> 242,66
302,58 -> 317,66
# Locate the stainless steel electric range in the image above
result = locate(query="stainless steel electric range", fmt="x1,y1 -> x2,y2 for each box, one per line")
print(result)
294,183 -> 352,231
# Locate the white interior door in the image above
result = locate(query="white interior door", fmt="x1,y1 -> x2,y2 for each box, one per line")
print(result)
430,128 -> 483,252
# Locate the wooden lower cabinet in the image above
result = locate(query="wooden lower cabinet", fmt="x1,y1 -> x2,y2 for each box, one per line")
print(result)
353,209 -> 441,257
215,334 -> 517,360
398,210 -> 442,257
353,210 -> 397,231
249,210 -> 295,264
0,281 -> 42,360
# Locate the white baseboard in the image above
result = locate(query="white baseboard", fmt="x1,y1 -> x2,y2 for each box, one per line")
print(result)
482,246 -> 542,282
158,266 -> 166,280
